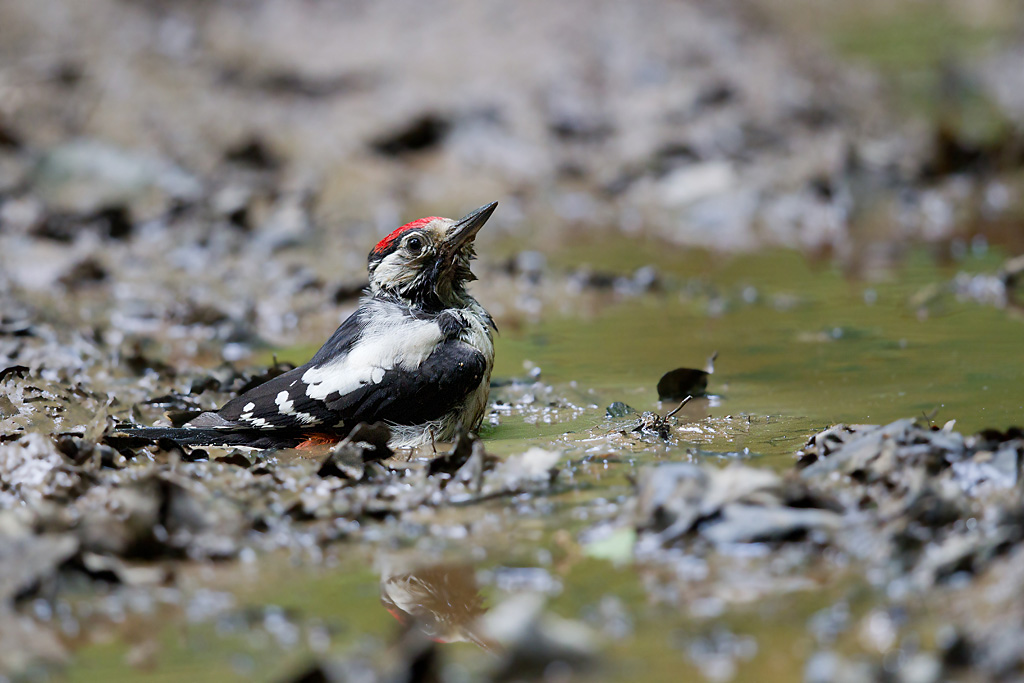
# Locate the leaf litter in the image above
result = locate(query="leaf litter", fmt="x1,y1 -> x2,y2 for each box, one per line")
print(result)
1,0 -> 1023,673
5,269 -> 1024,682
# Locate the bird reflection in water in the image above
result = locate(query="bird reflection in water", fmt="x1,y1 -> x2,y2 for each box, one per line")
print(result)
380,563 -> 496,651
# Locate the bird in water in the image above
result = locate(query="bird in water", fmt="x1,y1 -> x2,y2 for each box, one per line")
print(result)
120,202 -> 498,450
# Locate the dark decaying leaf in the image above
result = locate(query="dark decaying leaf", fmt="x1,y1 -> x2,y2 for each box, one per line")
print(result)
657,368 -> 707,400
656,353 -> 716,400
216,452 -> 252,468
427,429 -> 478,476
55,435 -> 120,467
379,563 -> 493,649
282,662 -> 335,683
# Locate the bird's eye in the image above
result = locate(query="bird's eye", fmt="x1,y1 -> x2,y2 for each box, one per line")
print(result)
405,236 -> 423,254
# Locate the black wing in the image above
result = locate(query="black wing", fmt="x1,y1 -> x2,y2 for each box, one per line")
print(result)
324,339 -> 488,427
190,329 -> 485,433
188,308 -> 367,431
208,363 -> 337,429
112,426 -> 308,449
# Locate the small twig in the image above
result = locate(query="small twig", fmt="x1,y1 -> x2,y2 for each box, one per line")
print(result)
666,395 -> 693,419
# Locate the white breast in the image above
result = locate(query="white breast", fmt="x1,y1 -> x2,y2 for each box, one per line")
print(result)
454,302 -> 495,432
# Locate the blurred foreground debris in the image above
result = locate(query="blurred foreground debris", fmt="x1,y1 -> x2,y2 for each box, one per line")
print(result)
0,417 -> 568,673
796,419 -> 1024,587
283,593 -> 596,683
634,417 -> 1024,584
480,593 -> 598,681
629,416 -> 1024,681
917,254 -> 1024,316
635,463 -> 841,547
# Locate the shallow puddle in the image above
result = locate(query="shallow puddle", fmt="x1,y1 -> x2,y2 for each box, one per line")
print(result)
492,247 -> 1023,463
64,243 -> 1023,682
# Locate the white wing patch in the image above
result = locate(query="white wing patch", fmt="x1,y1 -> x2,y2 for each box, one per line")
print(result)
275,389 -> 321,426
275,391 -> 294,414
302,301 -> 444,401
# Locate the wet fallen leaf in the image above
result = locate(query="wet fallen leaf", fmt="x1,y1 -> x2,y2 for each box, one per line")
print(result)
656,353 -> 716,400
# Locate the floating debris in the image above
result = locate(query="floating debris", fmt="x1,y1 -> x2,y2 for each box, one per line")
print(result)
656,352 -> 717,401
605,401 -> 636,419
630,395 -> 694,441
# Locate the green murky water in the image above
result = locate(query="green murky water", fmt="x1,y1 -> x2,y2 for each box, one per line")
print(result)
493,247 -> 1023,460
67,244 -> 1023,682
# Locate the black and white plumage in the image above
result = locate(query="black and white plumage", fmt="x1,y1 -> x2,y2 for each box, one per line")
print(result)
122,202 -> 498,449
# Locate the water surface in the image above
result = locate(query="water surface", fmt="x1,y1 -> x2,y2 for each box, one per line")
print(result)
68,244 -> 1023,682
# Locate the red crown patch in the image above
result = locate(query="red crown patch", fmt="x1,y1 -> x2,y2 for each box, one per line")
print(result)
373,217 -> 442,254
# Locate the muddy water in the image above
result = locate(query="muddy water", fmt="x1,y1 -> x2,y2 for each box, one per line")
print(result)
493,246 -> 1024,461
66,244 -> 1022,683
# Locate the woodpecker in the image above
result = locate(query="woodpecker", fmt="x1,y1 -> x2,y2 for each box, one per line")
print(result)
122,202 -> 498,450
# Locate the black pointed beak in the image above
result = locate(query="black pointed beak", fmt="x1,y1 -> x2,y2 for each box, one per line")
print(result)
444,202 -> 497,251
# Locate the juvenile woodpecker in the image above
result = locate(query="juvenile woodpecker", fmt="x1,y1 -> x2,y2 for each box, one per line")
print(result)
124,202 -> 498,449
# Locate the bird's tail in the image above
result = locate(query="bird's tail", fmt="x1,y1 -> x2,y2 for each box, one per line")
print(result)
111,426 -> 235,446
107,426 -> 303,450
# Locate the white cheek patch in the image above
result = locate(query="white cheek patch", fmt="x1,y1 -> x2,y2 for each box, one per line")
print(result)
302,301 -> 444,401
372,254 -> 419,291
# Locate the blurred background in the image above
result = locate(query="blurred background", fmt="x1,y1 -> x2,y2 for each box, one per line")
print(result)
2,0 -> 1023,289
1,0 -> 1024,681
3,0 -> 1022,425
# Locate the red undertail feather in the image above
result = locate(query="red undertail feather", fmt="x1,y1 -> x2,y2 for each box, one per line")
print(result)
373,217 -> 442,254
296,433 -> 341,450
